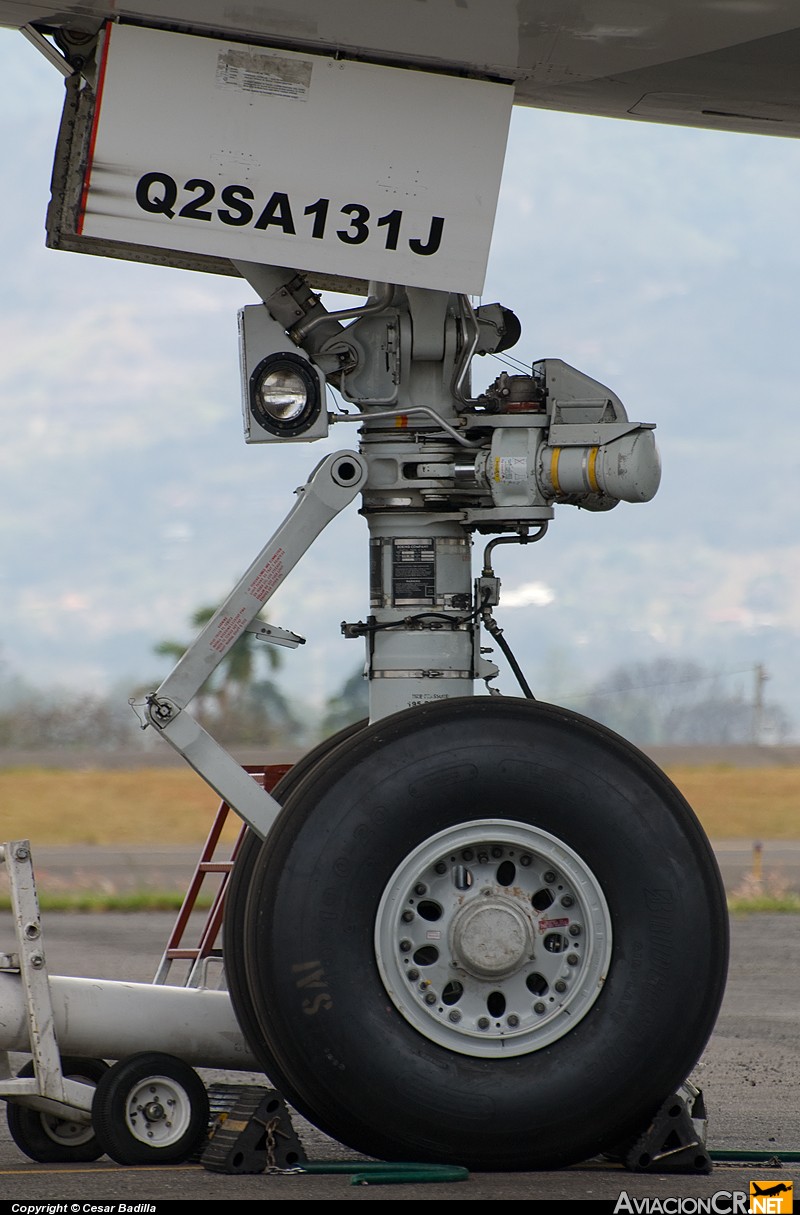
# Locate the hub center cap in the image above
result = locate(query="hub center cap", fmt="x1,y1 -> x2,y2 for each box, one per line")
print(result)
452,897 -> 532,978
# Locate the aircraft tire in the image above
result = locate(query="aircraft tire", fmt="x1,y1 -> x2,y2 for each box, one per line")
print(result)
223,718 -> 368,1057
237,697 -> 728,1170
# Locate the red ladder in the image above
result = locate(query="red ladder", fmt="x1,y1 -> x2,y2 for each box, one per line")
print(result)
153,764 -> 292,987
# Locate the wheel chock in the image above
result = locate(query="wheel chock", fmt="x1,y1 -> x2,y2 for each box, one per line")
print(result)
625,1089 -> 712,1175
201,1084 -> 306,1174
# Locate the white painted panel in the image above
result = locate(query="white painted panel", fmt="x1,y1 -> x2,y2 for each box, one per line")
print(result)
79,23 -> 513,293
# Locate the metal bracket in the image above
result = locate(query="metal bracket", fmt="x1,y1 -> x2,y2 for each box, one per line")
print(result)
245,621 -> 305,650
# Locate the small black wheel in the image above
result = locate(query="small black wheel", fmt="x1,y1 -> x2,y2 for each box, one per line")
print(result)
223,718 -> 368,1055
91,1052 -> 209,1165
6,1056 -> 109,1162
237,697 -> 729,1171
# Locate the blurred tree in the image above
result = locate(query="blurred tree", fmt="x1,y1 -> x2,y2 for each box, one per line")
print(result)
321,666 -> 369,737
154,604 -> 300,743
578,658 -> 791,746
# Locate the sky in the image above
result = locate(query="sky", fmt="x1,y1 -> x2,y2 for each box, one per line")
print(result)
2,26 -> 800,733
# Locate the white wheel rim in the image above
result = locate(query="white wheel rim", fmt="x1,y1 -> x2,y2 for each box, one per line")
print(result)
123,1074 -> 193,1148
375,819 -> 612,1058
42,1113 -> 95,1147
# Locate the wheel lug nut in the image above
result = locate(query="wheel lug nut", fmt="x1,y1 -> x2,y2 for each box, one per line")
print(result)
567,953 -> 579,966
569,924 -> 582,936
543,871 -> 556,884
408,969 -> 419,981
448,1010 -> 461,1023
414,883 -> 427,896
533,1002 -> 546,1015
462,849 -> 474,861
434,862 -> 447,875
555,980 -> 567,993
424,991 -> 437,1005
477,1016 -> 490,1029
507,1014 -> 520,1027
400,939 -> 412,952
520,854 -> 532,867
561,895 -> 574,908
401,910 -> 414,923
491,846 -> 503,859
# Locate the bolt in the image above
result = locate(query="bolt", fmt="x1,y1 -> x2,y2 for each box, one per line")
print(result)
401,910 -> 414,923
448,1010 -> 462,1023
424,991 -> 437,1006
567,954 -> 579,966
534,1002 -> 546,1015
400,940 -> 412,953
555,979 -> 567,993
520,855 -> 532,867
543,871 -> 557,884
414,883 -> 427,896
462,849 -> 474,861
408,969 -> 419,982
507,1014 -> 520,1027
491,846 -> 503,859
561,895 -> 574,908
434,862 -> 447,875
14,846 -> 29,861
29,953 -> 44,969
478,851 -> 489,864
569,924 -> 582,937
147,1132 -> 154,1139
477,1016 -> 490,1029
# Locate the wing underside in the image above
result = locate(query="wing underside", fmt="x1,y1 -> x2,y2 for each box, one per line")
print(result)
2,1 -> 800,138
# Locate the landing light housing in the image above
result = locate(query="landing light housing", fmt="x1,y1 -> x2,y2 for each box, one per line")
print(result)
239,304 -> 329,443
250,353 -> 322,438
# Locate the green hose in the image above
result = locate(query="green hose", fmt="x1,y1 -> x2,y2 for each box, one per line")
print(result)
300,1151 -> 800,1183
299,1160 -> 470,1185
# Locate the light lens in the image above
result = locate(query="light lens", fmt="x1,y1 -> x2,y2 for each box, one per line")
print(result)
257,368 -> 309,423
249,352 -> 322,437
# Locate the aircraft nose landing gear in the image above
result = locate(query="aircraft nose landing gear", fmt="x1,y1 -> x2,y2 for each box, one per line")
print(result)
150,270 -> 726,1170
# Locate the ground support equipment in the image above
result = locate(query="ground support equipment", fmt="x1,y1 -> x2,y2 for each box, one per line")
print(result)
0,836 -> 258,1163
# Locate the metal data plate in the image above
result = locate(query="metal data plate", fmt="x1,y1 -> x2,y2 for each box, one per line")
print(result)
64,22 -> 512,295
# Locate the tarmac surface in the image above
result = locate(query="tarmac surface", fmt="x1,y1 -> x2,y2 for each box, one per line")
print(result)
0,893 -> 799,1203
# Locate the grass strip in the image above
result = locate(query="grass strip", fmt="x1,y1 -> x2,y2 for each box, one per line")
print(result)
727,893 -> 800,913
1,892 -> 796,914
0,890 -> 215,913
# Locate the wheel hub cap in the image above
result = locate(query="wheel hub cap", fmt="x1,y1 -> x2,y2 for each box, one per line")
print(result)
452,897 -> 532,978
